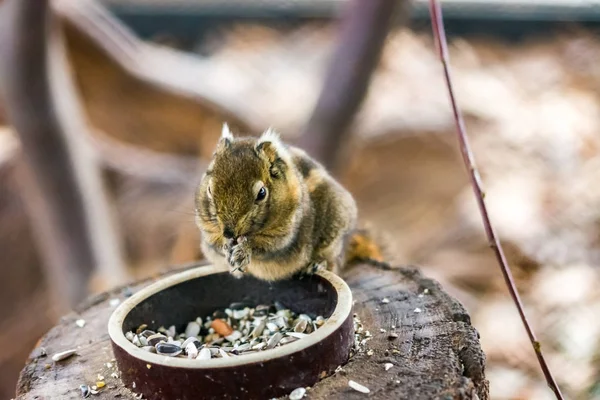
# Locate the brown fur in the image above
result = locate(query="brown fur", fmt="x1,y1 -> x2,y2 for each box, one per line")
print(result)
195,125 -> 382,281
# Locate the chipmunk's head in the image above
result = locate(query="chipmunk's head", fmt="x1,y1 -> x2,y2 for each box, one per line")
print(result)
195,124 -> 302,244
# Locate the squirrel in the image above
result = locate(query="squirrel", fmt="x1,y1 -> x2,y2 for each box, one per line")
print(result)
194,123 -> 385,281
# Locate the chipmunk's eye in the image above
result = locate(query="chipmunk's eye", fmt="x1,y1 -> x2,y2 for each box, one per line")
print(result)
256,186 -> 267,202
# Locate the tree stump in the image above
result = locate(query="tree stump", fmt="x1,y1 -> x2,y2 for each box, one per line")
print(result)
15,263 -> 488,399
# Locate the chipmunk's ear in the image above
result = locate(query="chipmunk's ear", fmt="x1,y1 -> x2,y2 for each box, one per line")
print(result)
255,128 -> 291,178
216,123 -> 234,153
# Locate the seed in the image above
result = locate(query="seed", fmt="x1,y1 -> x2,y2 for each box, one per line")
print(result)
348,380 -> 370,394
80,385 -> 90,398
253,305 -> 270,317
266,332 -> 283,349
211,319 -> 234,336
414,308 -> 422,313
289,387 -> 307,399
140,330 -> 156,338
156,343 -> 182,356
51,349 -> 77,362
182,337 -> 201,349
280,336 -> 299,345
185,322 -> 201,338
250,319 -> 266,339
139,336 -> 148,346
381,297 -> 390,304
132,335 -> 142,347
286,332 -> 308,339
388,332 -> 399,339
266,322 -> 279,332
75,319 -> 86,328
109,298 -> 121,307
253,342 -> 267,350
197,347 -> 211,360
294,319 -> 308,333
186,342 -> 199,359
226,330 -> 242,343
136,324 -> 148,335
298,314 -> 311,322
96,381 -> 105,388
125,331 -> 134,341
218,348 -> 230,358
232,308 -> 249,320
384,363 -> 393,371
147,334 -> 167,346
315,316 -> 325,326
166,325 -> 176,338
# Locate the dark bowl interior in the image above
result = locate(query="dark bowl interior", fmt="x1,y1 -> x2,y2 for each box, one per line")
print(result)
123,271 -> 337,334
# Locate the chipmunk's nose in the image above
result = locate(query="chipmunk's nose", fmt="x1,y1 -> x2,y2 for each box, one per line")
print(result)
223,227 -> 235,240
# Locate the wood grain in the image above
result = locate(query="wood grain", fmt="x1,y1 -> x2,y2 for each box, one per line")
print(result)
15,263 -> 488,399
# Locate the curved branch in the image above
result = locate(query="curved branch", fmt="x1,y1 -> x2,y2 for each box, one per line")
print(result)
298,0 -> 407,172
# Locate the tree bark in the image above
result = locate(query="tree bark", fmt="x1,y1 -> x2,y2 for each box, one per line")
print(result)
15,262 -> 488,399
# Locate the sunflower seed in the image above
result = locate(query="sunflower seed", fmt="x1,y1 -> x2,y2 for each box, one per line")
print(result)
80,385 -> 90,398
197,347 -> 212,360
266,332 -> 283,349
147,334 -> 167,346
185,322 -> 201,338
384,363 -> 393,371
253,305 -> 270,317
166,325 -> 176,338
52,349 -> 77,362
182,337 -> 201,349
233,308 -> 249,320
75,319 -> 86,328
348,380 -> 370,393
294,319 -> 308,333
186,343 -> 199,359
250,319 -> 266,339
286,332 -> 308,339
140,330 -> 156,338
266,322 -> 279,332
132,335 -> 142,347
218,348 -> 231,358
289,387 -> 306,399
225,330 -> 242,342
156,343 -> 182,356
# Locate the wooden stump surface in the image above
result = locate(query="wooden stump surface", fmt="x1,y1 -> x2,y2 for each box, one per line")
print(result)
15,263 -> 488,399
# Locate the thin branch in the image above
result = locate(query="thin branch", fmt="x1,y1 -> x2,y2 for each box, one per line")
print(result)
427,1 -> 563,399
298,0 -> 407,172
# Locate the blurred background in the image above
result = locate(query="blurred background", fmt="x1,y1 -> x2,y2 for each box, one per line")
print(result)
1,0 -> 600,398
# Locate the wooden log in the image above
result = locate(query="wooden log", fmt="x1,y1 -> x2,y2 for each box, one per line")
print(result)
15,263 -> 488,399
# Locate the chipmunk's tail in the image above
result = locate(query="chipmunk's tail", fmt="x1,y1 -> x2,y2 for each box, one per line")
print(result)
343,225 -> 391,269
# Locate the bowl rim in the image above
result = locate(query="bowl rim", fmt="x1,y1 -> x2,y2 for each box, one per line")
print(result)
107,264 -> 353,369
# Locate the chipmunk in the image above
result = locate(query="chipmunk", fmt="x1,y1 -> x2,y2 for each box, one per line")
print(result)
194,124 -> 385,281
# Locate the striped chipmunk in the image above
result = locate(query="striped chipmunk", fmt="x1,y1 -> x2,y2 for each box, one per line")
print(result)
194,124 -> 385,281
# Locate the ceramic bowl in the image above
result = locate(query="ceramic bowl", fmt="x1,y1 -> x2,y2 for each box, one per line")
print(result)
108,264 -> 354,399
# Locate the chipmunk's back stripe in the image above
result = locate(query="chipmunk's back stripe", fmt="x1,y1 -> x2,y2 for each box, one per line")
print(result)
294,155 -> 317,178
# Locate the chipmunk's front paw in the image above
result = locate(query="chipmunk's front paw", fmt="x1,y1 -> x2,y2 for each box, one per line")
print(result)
297,260 -> 327,279
227,236 -> 251,273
